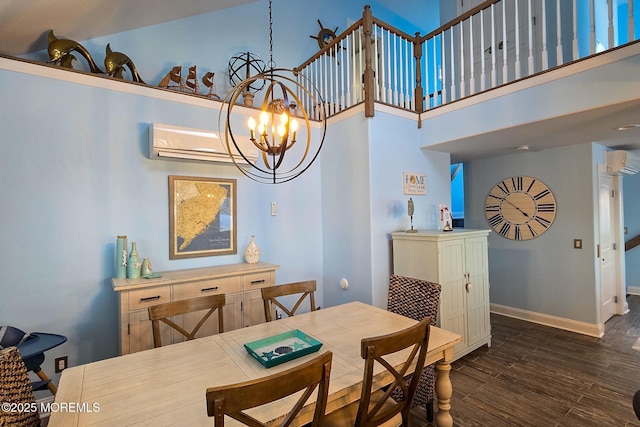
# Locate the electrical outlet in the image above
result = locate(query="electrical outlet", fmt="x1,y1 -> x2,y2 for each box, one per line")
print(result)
55,356 -> 68,373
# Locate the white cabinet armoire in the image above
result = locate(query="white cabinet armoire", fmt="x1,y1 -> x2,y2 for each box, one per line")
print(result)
391,229 -> 491,360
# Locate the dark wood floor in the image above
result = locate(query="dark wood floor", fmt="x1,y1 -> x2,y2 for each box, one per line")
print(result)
410,295 -> 640,427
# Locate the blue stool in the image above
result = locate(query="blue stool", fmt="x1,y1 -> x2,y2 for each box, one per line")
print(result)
0,326 -> 67,395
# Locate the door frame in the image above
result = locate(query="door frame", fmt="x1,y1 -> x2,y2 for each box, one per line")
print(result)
597,164 -> 628,330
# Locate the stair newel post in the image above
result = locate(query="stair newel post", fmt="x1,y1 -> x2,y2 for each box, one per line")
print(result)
413,32 -> 425,115
362,5 -> 375,118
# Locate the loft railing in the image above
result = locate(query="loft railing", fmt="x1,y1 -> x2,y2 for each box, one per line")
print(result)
294,0 -> 639,120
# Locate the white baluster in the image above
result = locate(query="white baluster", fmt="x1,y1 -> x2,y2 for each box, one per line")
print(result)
387,29 -> 393,104
608,0 -> 615,48
373,24 -> 380,103
378,30 -> 386,104
480,8 -> 486,91
334,43 -> 339,113
340,33 -> 345,110
459,22 -> 466,98
573,0 -> 579,60
359,28 -> 364,103
441,30 -> 448,104
433,36 -> 439,108
528,0 -> 535,74
629,0 -> 635,43
541,0 -> 548,70
515,0 -> 521,79
469,14 -> 476,95
393,34 -> 398,106
399,35 -> 405,108
344,33 -> 354,107
450,27 -> 456,101
491,4 -> 497,87
556,0 -> 563,65
502,1 -> 508,84
589,0 -> 595,55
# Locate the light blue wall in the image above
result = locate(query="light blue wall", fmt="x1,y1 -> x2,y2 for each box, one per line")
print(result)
369,112 -> 451,307
321,112 -> 373,307
320,109 -> 450,309
1,0 -> 448,380
464,143 -> 599,324
0,63 -> 325,373
624,170 -> 640,289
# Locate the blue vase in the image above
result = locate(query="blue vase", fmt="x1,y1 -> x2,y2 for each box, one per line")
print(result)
115,235 -> 127,279
127,241 -> 141,279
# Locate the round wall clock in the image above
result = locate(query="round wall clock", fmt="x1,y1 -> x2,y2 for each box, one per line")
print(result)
485,176 -> 557,240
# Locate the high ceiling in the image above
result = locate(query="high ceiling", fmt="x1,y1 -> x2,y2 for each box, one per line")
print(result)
0,0 -> 258,56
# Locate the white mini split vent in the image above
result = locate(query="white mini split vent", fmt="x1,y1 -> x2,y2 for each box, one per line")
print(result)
605,150 -> 640,175
148,123 -> 258,164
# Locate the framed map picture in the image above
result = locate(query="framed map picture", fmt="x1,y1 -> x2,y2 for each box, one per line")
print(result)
169,176 -> 237,259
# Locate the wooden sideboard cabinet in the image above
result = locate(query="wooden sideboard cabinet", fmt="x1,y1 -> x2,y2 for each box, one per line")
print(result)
391,229 -> 491,360
112,262 -> 279,355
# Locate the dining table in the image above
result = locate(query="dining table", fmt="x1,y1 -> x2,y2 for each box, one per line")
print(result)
48,301 -> 462,427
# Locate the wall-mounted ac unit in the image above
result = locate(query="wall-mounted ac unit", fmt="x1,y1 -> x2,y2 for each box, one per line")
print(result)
605,150 -> 640,175
148,123 -> 258,164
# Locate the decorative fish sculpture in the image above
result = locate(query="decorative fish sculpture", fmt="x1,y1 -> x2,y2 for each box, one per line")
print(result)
47,30 -> 104,74
104,44 -> 145,84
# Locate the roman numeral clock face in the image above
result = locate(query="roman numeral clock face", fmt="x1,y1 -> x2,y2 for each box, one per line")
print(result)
485,176 -> 557,240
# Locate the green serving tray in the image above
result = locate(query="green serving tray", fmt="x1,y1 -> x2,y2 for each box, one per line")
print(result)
244,329 -> 323,368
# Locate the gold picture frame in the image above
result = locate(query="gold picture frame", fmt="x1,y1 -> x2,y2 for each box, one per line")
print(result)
169,176 -> 237,259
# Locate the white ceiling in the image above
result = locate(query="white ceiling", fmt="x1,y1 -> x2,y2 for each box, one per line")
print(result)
438,98 -> 640,163
0,0 -> 258,56
2,0 -> 640,162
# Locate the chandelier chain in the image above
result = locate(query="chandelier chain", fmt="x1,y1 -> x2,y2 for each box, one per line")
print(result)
268,0 -> 275,69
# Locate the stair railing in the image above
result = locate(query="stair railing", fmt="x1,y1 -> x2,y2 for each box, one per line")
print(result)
295,0 -> 639,120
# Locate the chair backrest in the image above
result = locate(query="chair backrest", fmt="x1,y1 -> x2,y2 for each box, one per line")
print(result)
261,280 -> 318,322
387,275 -> 441,326
148,293 -> 226,348
206,351 -> 332,427
356,318 -> 431,427
0,347 -> 40,427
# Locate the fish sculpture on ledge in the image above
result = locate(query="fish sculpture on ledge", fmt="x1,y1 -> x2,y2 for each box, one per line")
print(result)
47,30 -> 104,74
104,44 -> 145,84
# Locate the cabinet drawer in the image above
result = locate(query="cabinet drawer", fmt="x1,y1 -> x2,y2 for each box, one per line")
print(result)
243,272 -> 273,290
173,277 -> 242,300
128,286 -> 171,311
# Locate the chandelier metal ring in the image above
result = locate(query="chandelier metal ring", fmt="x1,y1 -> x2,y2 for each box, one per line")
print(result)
218,68 -> 326,184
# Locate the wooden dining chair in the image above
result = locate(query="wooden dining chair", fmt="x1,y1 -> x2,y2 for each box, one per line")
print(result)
323,318 -> 431,427
0,347 -> 41,427
261,280 -> 318,322
206,350 -> 332,427
386,274 -> 441,421
147,293 -> 226,347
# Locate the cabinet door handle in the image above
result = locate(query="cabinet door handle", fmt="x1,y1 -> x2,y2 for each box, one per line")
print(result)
250,279 -> 266,285
201,286 -> 219,292
140,295 -> 161,302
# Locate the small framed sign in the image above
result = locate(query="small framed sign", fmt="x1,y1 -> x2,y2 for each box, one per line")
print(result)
403,172 -> 426,195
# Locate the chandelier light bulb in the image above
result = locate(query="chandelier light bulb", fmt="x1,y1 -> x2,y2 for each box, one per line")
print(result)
259,111 -> 269,125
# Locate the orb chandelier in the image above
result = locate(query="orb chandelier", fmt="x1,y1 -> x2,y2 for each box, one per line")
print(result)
219,0 -> 326,184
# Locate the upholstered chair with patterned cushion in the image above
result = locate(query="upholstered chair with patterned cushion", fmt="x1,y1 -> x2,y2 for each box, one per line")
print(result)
386,274 -> 441,422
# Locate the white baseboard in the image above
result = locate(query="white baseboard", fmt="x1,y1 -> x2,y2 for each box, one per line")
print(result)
628,286 -> 640,295
490,303 -> 604,338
